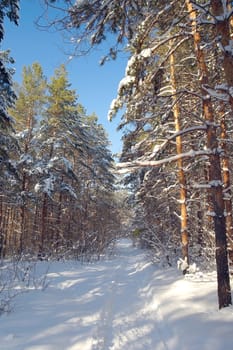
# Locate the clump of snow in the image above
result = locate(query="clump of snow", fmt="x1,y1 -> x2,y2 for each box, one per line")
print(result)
187,262 -> 198,274
34,183 -> 40,193
34,175 -> 55,196
107,98 -> 123,121
177,256 -> 189,273
118,76 -> 135,93
75,0 -> 89,6
139,48 -> 152,58
125,55 -> 137,76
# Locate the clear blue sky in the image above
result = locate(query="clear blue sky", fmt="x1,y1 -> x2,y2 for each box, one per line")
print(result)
3,0 -> 128,155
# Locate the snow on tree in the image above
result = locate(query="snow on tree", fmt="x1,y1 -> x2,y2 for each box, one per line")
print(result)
0,0 -> 20,256
5,61 -> 119,260
40,0 -> 233,308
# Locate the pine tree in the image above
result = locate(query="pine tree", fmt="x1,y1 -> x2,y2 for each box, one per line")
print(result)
9,62 -> 47,133
0,0 -> 19,128
169,49 -> 189,269
186,0 -> 231,308
0,0 -> 19,256
33,64 -> 117,257
7,63 -> 47,253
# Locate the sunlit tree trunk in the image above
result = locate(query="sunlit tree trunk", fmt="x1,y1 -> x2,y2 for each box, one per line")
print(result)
170,49 -> 189,269
211,1 -> 233,267
186,0 -> 232,308
210,0 -> 233,108
220,112 -> 233,268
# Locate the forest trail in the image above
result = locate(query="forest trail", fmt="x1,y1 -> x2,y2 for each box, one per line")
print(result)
0,238 -> 233,350
91,239 -> 171,350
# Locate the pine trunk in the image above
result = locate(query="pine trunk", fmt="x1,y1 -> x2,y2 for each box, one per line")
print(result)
186,0 -> 232,309
0,197 -> 3,258
170,49 -> 189,267
210,0 -> 233,108
19,172 -> 27,254
55,192 -> 63,251
41,193 -> 48,254
220,115 -> 233,269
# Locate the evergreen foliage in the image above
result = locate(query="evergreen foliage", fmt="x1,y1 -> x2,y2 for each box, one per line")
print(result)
0,0 -> 20,259
0,0 -> 19,176
4,62 -> 120,261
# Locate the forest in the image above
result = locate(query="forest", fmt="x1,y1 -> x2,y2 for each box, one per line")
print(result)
1,0 -> 233,311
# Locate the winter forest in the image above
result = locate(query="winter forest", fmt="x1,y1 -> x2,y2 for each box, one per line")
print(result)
1,0 -> 233,336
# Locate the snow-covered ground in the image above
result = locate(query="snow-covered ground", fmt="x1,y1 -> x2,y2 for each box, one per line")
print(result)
0,238 -> 233,350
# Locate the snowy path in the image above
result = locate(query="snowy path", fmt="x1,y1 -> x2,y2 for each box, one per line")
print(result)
91,240 -> 171,350
0,238 -> 233,350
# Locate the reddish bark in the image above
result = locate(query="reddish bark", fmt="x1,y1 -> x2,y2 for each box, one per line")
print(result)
186,0 -> 232,308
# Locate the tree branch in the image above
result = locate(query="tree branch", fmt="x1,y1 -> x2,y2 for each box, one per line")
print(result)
116,149 -> 211,173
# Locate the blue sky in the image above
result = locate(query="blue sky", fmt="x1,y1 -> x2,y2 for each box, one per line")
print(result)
3,0 -> 128,155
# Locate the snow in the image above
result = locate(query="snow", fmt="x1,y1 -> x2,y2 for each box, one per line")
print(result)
209,180 -> 223,187
75,0 -> 89,6
117,76 -> 135,93
140,48 -> 152,58
0,238 -> 233,350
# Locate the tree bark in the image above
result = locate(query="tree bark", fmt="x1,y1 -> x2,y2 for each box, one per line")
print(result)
210,0 -> 233,99
41,193 -> 48,254
220,113 -> 233,269
170,49 -> 189,268
186,0 -> 232,309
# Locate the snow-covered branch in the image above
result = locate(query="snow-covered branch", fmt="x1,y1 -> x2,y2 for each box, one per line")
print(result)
116,149 -> 212,173
147,125 -> 207,160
